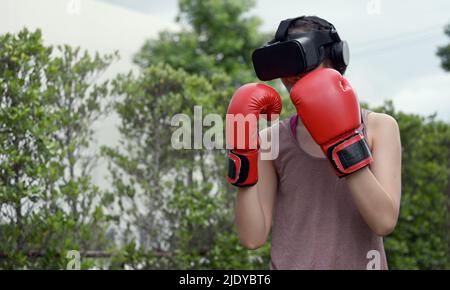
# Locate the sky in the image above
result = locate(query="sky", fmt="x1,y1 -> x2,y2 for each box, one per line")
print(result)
2,0 -> 449,119
2,0 -> 450,186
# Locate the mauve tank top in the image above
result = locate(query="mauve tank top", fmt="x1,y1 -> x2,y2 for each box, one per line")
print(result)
270,109 -> 388,270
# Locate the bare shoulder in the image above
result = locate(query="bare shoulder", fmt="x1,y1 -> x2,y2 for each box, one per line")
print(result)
367,112 -> 399,131
366,112 -> 400,147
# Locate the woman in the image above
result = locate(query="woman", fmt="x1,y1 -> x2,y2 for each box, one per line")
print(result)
229,16 -> 402,270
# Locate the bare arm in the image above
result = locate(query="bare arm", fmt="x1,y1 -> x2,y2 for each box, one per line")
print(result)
235,128 -> 278,249
345,113 -> 402,236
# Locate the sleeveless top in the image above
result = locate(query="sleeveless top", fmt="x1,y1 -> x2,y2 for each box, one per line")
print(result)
270,109 -> 388,270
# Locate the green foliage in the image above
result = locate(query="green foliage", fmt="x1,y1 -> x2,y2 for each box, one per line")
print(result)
103,62 -> 266,269
1,2 -> 449,271
0,29 -> 116,269
134,0 -> 266,84
373,101 -> 450,270
437,24 -> 450,72
0,29 -> 59,269
106,0 -> 272,269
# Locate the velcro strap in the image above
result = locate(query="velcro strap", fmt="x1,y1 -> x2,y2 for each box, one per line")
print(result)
327,132 -> 373,177
337,139 -> 371,169
227,150 -> 258,187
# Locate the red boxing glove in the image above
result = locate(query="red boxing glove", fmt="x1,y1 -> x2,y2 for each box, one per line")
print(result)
226,83 -> 282,187
290,68 -> 373,177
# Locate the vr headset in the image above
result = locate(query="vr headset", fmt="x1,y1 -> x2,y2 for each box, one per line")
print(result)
252,16 -> 350,81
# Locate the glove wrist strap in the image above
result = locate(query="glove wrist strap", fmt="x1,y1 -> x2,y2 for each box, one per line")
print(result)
227,150 -> 259,187
326,131 -> 373,177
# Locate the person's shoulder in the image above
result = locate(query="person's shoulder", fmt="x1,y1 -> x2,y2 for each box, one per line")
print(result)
367,112 -> 399,129
366,112 -> 400,142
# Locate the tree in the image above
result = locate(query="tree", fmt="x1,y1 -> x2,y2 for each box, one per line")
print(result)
134,0 -> 266,84
5,1 -> 449,271
103,62 -> 269,269
103,0 -> 272,269
436,22 -> 450,269
437,24 -> 450,71
373,102 -> 450,269
0,29 -> 116,269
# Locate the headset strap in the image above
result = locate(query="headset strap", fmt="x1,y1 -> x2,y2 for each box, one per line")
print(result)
274,16 -> 340,43
288,31 -> 338,47
274,17 -> 298,41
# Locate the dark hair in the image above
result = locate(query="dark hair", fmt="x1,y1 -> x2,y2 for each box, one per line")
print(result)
287,16 -> 335,70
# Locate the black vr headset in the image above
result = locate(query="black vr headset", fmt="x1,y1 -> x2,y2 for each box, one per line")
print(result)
252,16 -> 350,81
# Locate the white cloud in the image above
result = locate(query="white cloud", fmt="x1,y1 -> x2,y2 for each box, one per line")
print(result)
1,0 -> 178,75
0,0 -> 179,188
1,0 -> 449,187
392,74 -> 450,121
251,0 -> 450,121
3,0 -> 449,121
